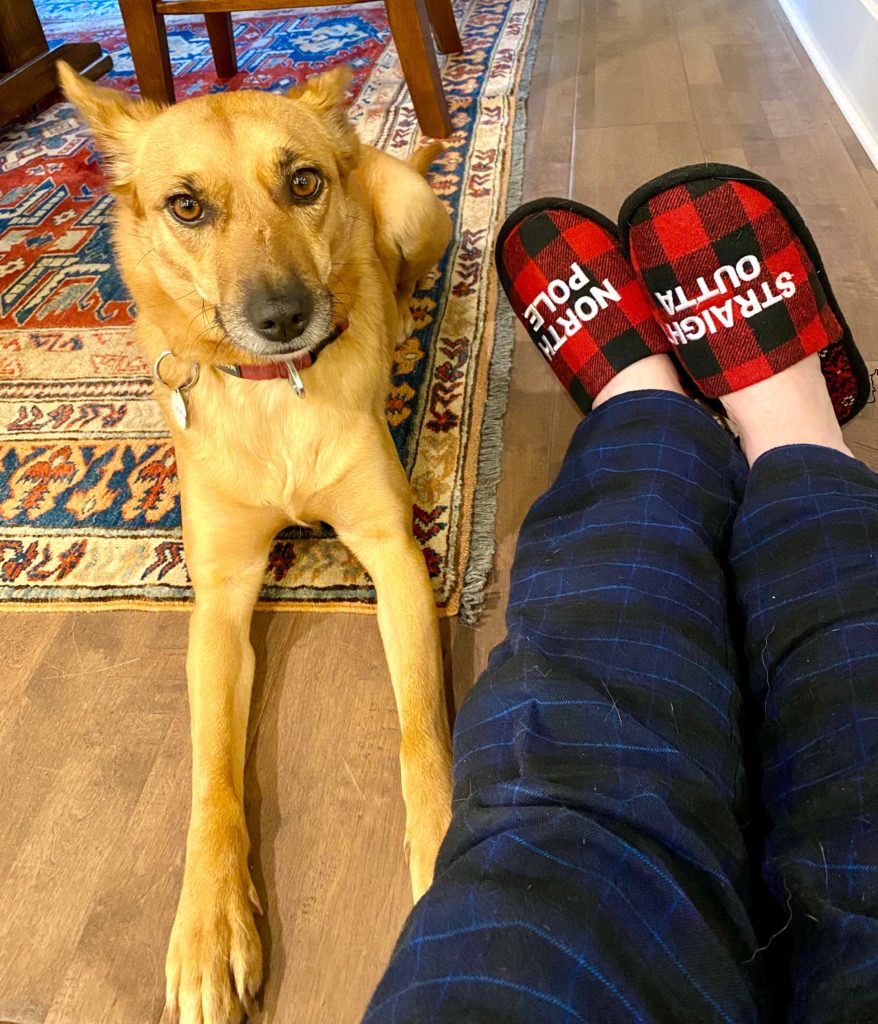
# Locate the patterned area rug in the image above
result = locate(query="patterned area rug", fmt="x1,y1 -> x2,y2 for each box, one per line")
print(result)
0,0 -> 544,618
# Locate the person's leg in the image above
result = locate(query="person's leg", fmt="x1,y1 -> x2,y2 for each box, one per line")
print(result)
364,360 -> 767,1023
726,358 -> 878,1023
620,161 -> 877,1022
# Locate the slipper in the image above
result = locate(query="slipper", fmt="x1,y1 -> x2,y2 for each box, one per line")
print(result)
495,197 -> 673,413
619,164 -> 870,424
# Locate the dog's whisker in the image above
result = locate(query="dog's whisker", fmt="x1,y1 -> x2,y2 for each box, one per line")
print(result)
135,288 -> 200,312
131,246 -> 157,274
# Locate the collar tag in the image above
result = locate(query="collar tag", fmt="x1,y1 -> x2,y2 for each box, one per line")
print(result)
170,387 -> 190,429
153,350 -> 199,430
286,361 -> 305,398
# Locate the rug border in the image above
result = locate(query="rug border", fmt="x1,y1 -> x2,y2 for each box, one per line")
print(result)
456,0 -> 547,625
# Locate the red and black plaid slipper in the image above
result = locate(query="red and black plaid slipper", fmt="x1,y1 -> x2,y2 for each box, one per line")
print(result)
495,197 -> 672,413
619,164 -> 870,424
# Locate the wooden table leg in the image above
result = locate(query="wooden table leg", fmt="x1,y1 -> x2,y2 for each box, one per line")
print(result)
0,0 -> 112,127
0,0 -> 48,71
425,0 -> 462,55
385,0 -> 453,138
119,0 -> 176,104
205,12 -> 238,79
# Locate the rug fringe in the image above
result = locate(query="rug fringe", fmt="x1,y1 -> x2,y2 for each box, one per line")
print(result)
458,0 -> 548,626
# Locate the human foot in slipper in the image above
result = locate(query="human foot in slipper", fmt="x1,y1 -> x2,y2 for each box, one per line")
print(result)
720,353 -> 854,464
495,198 -> 679,413
619,164 -> 870,426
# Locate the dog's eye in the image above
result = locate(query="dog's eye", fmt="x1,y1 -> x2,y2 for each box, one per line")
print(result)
167,194 -> 205,224
289,168 -> 323,202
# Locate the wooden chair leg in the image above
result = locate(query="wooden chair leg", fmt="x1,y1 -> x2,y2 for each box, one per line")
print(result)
0,0 -> 48,71
385,0 -> 452,138
425,0 -> 462,54
118,0 -> 175,104
205,13 -> 237,79
2,43 -> 110,126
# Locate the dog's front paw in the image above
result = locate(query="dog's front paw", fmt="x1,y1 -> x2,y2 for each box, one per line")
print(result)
405,795 -> 452,904
397,301 -> 417,345
165,813 -> 262,1024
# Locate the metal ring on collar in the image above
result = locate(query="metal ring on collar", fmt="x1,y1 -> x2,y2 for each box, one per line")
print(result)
153,350 -> 200,391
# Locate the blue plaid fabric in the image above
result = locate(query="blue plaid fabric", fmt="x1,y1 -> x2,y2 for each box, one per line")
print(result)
732,447 -> 878,1023
363,391 -> 878,1024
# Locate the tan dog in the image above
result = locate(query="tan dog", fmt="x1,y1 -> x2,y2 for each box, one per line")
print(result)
58,62 -> 453,1024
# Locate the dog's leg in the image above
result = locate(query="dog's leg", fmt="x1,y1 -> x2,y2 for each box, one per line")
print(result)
392,196 -> 450,344
330,432 -> 453,901
362,146 -> 451,345
166,492 -> 284,1024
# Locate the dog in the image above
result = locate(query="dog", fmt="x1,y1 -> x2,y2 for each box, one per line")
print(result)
58,62 -> 454,1024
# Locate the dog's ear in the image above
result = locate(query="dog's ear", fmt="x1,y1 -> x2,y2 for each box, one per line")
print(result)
57,61 -> 161,194
286,66 -> 360,174
286,65 -> 352,113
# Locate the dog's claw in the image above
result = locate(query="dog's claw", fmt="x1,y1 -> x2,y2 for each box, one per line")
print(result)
248,879 -> 263,915
166,816 -> 262,1024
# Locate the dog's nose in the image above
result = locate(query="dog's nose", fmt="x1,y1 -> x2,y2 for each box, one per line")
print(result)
245,278 -> 313,344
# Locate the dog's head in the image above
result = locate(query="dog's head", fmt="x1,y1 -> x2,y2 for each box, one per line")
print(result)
59,63 -> 362,361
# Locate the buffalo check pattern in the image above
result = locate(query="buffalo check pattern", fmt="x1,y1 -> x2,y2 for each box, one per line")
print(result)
496,202 -> 671,412
626,178 -> 842,399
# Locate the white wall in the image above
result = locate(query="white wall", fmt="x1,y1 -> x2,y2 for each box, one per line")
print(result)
778,0 -> 878,169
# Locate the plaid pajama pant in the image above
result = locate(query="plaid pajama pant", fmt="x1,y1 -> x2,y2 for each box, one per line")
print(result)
364,391 -> 878,1024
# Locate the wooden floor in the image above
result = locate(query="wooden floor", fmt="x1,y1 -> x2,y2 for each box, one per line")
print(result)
2,1 -> 877,1022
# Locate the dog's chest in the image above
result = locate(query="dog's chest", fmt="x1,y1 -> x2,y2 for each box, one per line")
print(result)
169,371 -> 370,518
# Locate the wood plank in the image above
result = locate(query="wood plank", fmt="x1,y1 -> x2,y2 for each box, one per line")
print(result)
572,122 -> 705,234
578,0 -> 693,129
243,613 -> 413,1023
0,612 -> 65,735
0,609 -> 285,1024
0,613 -> 183,1023
521,0 -> 580,197
43,703 -> 190,1024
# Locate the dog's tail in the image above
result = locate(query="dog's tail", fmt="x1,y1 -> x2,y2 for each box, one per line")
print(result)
408,141 -> 445,178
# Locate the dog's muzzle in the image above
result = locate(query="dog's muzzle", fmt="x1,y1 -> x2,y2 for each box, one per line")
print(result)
244,276 -> 314,345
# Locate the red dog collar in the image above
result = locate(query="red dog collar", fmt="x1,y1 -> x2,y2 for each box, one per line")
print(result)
217,320 -> 349,395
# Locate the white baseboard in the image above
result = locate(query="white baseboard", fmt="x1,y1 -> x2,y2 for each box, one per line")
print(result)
776,0 -> 878,172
